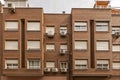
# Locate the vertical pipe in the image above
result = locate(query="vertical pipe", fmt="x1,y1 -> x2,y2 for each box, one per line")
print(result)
90,20 -> 95,68
21,19 -> 25,68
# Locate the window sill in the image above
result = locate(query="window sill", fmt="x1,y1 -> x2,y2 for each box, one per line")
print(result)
4,50 -> 19,51
112,51 -> 120,53
74,49 -> 87,51
27,68 -> 40,70
74,69 -> 88,71
4,69 -> 19,70
46,50 -> 55,52
112,69 -> 120,70
96,50 -> 110,52
74,31 -> 88,32
27,49 -> 41,51
96,31 -> 109,33
27,31 -> 41,32
96,69 -> 110,71
4,30 -> 18,32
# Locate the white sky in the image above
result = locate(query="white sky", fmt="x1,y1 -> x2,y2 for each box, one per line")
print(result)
0,0 -> 120,13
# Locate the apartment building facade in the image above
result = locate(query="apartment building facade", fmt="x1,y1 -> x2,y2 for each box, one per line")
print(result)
0,0 -> 120,80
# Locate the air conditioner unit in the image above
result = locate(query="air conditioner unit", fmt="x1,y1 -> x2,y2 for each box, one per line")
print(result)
60,49 -> 66,54
8,4 -> 15,14
115,32 -> 120,36
47,31 -> 54,37
103,68 -> 109,70
60,31 -> 67,36
60,68 -> 67,72
44,68 -> 51,72
51,68 -> 58,72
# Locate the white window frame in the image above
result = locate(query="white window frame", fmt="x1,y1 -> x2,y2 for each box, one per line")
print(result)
46,62 -> 55,68
27,40 -> 40,50
75,60 -> 88,70
96,22 -> 109,32
46,44 -> 55,51
75,40 -> 87,50
5,40 -> 18,50
112,44 -> 120,52
96,41 -> 109,51
60,62 -> 68,69
113,62 -> 120,69
5,21 -> 18,31
74,22 -> 87,31
27,60 -> 40,69
27,21 -> 40,31
97,60 -> 109,70
5,59 -> 18,69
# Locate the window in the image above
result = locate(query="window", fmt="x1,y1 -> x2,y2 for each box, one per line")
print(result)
97,60 -> 109,70
5,21 -> 18,31
5,59 -> 18,69
46,62 -> 55,68
46,44 -> 55,51
112,27 -> 120,34
60,27 -> 67,34
27,41 -> 40,50
5,40 -> 18,50
27,22 -> 40,31
46,27 -> 55,35
60,62 -> 68,69
75,60 -> 87,69
112,45 -> 120,52
74,22 -> 87,31
96,41 -> 109,51
96,22 -> 109,32
27,60 -> 40,69
75,40 -> 87,50
60,44 -> 67,51
113,62 -> 120,69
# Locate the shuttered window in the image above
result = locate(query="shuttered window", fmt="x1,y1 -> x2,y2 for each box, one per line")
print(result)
74,22 -> 87,31
112,27 -> 120,34
27,41 -> 40,50
112,45 -> 120,52
60,27 -> 67,33
60,62 -> 68,69
27,22 -> 40,31
97,60 -> 109,70
5,41 -> 18,50
75,60 -> 87,69
46,44 -> 55,51
75,41 -> 87,50
46,62 -> 55,68
27,60 -> 40,69
5,59 -> 18,69
96,22 -> 109,32
46,27 -> 55,34
60,44 -> 67,50
113,62 -> 120,69
96,41 -> 109,51
5,21 -> 18,31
